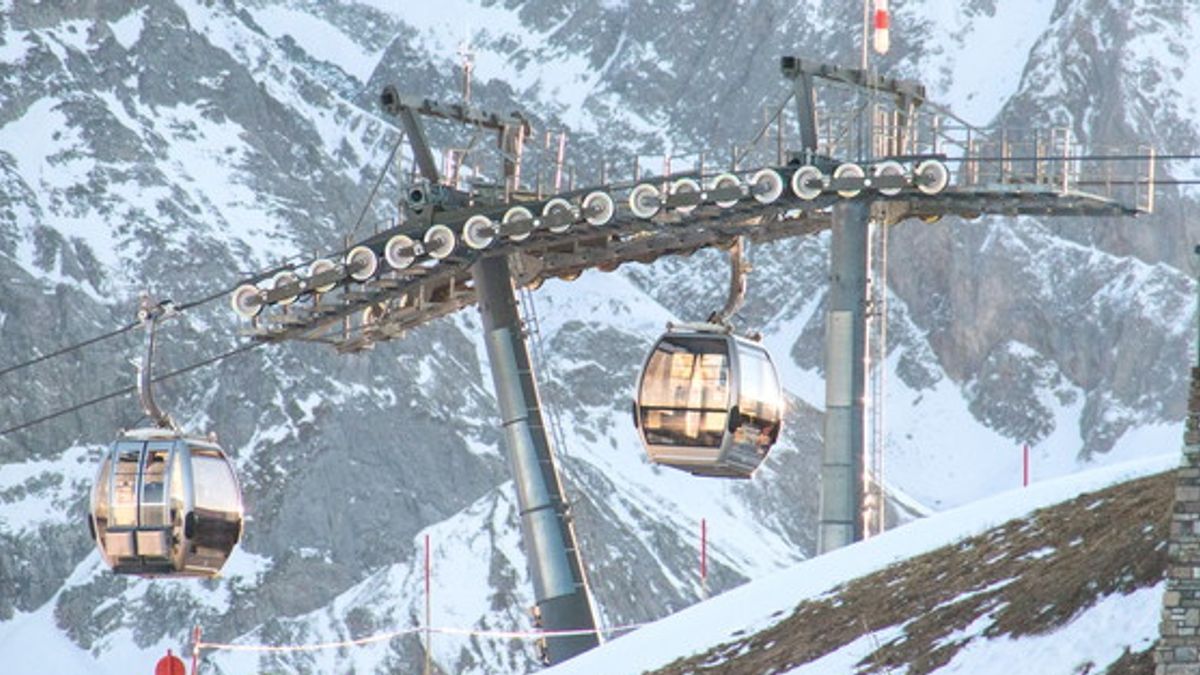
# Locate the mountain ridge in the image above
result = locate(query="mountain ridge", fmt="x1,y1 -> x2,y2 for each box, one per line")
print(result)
0,1 -> 1195,672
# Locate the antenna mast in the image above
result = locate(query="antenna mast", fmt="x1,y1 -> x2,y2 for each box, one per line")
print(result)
458,37 -> 474,106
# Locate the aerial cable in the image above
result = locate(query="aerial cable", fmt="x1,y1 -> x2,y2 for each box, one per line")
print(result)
194,621 -> 646,655
732,92 -> 795,169
943,153 -> 1200,164
1,134 -> 411,380
0,257 -> 308,381
918,99 -> 985,133
344,129 -> 407,241
0,341 -> 264,438
0,321 -> 140,379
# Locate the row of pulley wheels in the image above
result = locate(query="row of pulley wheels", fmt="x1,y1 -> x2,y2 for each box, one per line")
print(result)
230,159 -> 950,320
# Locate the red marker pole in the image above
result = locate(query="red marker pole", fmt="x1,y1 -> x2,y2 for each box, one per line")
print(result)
1023,443 -> 1030,487
189,626 -> 201,675
700,518 -> 708,599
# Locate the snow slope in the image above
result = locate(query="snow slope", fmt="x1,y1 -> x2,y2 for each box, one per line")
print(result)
547,453 -> 1176,674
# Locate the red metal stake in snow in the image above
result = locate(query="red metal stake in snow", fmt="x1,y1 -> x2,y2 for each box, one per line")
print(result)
189,627 -> 201,675
1023,443 -> 1030,487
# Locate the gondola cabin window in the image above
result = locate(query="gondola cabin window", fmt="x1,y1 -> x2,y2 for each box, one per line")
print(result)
92,454 -> 112,532
140,445 -> 170,527
737,347 -> 782,425
191,448 -> 240,513
112,445 -> 141,527
639,337 -> 730,448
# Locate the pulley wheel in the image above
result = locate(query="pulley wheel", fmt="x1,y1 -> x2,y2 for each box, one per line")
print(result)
362,303 -> 386,326
834,163 -> 866,198
503,206 -> 535,241
230,284 -> 263,319
345,246 -> 378,281
582,191 -> 615,226
915,159 -> 950,195
750,168 -> 784,204
709,173 -> 742,208
671,177 -> 702,214
542,198 -> 574,233
628,183 -> 661,219
424,224 -> 456,260
462,215 -> 495,249
272,271 -> 300,306
384,235 -> 417,270
790,165 -> 824,200
873,160 -> 906,197
307,259 -> 337,293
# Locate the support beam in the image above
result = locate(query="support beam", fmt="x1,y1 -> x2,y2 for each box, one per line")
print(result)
819,201 -> 870,553
395,106 -> 440,185
792,71 -> 819,160
380,84 -> 533,191
779,56 -> 926,106
472,254 -> 600,665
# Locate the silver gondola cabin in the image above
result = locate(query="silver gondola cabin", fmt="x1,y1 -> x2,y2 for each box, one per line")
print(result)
633,324 -> 784,478
88,296 -> 244,577
89,428 -> 243,577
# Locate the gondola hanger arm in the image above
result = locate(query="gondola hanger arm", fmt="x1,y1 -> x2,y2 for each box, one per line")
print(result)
136,293 -> 179,431
707,237 -> 749,328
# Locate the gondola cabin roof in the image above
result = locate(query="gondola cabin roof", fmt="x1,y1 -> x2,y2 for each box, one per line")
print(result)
117,427 -> 217,444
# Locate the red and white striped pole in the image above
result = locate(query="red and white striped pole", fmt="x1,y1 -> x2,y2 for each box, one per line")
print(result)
1023,443 -> 1030,487
189,626 -> 201,675
873,0 -> 890,56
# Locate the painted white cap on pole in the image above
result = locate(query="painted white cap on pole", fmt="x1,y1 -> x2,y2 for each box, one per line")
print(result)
873,0 -> 890,55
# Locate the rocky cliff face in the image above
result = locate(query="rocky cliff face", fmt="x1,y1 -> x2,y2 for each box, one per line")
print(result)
0,1 -> 1195,673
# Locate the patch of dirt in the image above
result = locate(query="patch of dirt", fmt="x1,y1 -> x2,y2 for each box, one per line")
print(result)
1103,646 -> 1155,675
650,470 -> 1173,675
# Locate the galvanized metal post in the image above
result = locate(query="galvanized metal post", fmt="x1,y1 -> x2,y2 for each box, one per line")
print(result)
819,200 -> 870,553
472,254 -> 600,664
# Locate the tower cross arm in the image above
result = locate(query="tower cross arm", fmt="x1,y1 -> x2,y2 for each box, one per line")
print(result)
779,56 -> 926,105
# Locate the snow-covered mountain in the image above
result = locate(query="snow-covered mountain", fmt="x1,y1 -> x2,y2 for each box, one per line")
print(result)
0,1 -> 1195,673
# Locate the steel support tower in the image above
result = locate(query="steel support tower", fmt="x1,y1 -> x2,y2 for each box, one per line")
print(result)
472,253 -> 600,664
819,201 -> 871,552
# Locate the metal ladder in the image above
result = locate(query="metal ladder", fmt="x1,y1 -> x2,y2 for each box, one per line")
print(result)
517,283 -> 572,469
515,278 -> 608,642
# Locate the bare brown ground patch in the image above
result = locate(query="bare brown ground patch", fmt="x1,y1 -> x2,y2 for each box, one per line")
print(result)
650,470 -> 1173,675
1103,646 -> 1155,675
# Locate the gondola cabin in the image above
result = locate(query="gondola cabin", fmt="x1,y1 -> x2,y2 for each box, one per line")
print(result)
634,327 -> 784,478
89,428 -> 244,577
